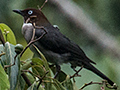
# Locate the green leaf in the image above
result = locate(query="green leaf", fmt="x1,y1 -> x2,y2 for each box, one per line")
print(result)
62,75 -> 73,90
27,81 -> 37,90
0,44 -> 6,67
16,75 -> 26,90
25,73 -> 35,85
27,81 -> 46,90
33,45 -> 52,90
53,79 -> 66,90
32,58 -> 45,77
51,66 -> 67,82
0,23 -> 16,45
21,59 -> 32,70
0,64 -> 10,90
33,45 -> 49,71
32,58 -> 43,65
5,42 -> 20,90
73,81 -> 79,90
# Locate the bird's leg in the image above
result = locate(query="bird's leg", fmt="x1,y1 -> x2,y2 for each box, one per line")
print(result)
70,65 -> 84,79
54,64 -> 61,78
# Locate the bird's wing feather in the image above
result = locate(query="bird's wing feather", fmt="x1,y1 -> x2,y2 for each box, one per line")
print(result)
35,26 -> 95,64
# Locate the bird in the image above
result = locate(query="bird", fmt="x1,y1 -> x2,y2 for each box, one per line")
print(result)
13,8 -> 115,86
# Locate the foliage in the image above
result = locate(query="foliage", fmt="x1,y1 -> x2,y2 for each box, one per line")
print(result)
0,0 -> 120,89
0,23 -> 76,90
0,19 -> 118,89
0,23 -> 16,45
0,64 -> 10,90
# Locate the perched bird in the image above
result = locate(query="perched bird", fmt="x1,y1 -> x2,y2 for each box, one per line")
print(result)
13,8 -> 115,86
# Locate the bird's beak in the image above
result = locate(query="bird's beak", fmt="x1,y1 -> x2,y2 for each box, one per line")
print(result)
13,9 -> 24,16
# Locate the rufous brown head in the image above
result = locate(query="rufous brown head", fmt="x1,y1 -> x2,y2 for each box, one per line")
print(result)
13,8 -> 50,26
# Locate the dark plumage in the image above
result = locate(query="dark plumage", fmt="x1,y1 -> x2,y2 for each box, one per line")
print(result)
13,8 -> 115,86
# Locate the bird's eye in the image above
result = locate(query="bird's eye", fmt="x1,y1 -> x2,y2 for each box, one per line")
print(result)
28,10 -> 33,15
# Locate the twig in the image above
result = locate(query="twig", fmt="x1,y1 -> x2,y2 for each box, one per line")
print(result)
79,80 -> 117,90
101,80 -> 106,90
4,53 -> 18,68
37,71 -> 49,89
70,66 -> 83,79
106,83 -> 118,89
19,20 -> 47,88
38,0 -> 48,10
21,72 -> 32,86
79,81 -> 102,90
0,29 -> 5,45
54,65 -> 61,79
22,68 -> 49,89
0,52 -> 5,57
32,23 -> 47,42
20,23 -> 47,57
20,29 -> 35,57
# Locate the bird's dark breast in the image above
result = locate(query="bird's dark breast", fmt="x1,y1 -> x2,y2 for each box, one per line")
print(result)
33,41 -> 71,64
22,24 -> 93,66
34,41 -> 83,67
33,27 -> 72,64
33,27 -> 82,65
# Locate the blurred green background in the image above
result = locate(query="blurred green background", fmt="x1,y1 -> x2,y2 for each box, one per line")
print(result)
0,0 -> 120,90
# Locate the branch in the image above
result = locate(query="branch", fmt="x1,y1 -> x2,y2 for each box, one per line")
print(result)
50,0 -> 120,60
79,80 -> 117,90
0,29 -> 5,45
37,70 -> 49,89
70,66 -> 83,79
79,81 -> 103,90
21,72 -> 32,86
20,23 -> 47,57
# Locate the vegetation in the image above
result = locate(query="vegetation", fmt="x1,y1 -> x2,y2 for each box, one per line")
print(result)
0,0 -> 120,90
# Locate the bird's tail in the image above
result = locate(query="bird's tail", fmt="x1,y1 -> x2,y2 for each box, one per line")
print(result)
84,62 -> 114,86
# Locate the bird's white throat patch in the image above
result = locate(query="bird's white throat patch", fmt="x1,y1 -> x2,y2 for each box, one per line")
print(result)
22,23 -> 33,35
22,23 -> 32,27
22,23 -> 34,43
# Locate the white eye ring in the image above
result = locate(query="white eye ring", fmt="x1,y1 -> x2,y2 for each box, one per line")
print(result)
28,10 -> 33,15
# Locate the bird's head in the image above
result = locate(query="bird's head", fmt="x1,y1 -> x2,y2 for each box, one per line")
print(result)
13,8 -> 50,26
